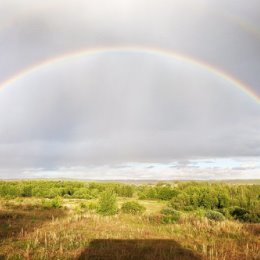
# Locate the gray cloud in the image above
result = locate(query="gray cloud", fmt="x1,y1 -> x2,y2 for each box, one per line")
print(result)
0,0 -> 259,179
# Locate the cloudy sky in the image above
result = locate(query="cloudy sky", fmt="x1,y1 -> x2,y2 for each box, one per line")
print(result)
0,0 -> 260,180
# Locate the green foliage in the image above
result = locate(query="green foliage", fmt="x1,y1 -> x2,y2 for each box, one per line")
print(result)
75,202 -> 88,213
242,212 -> 260,223
97,191 -> 118,215
160,208 -> 181,223
121,201 -> 146,215
41,197 -> 62,209
0,180 -> 259,223
138,185 -> 178,200
156,186 -> 179,200
72,188 -> 93,199
168,182 -> 260,216
79,202 -> 88,209
88,202 -> 98,210
217,208 -> 231,218
138,186 -> 157,200
229,207 -> 260,223
21,185 -> 33,197
205,210 -> 225,221
0,184 -> 21,198
229,206 -> 249,220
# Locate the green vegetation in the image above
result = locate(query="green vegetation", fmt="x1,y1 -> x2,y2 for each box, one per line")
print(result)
160,208 -> 182,223
97,190 -> 118,215
0,180 -> 259,259
0,180 -> 259,222
205,210 -> 225,221
41,196 -> 63,209
121,201 -> 146,214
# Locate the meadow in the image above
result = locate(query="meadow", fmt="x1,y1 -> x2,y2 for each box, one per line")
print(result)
0,180 -> 259,260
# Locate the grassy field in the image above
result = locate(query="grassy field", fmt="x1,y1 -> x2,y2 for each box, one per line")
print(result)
0,181 -> 259,260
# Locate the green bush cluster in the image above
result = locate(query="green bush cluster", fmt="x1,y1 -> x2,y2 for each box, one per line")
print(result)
205,210 -> 225,221
88,202 -> 98,211
0,180 -> 259,223
160,208 -> 181,223
41,197 -> 62,209
138,184 -> 179,200
229,207 -> 260,223
0,181 -> 134,199
96,191 -> 118,216
121,201 -> 146,215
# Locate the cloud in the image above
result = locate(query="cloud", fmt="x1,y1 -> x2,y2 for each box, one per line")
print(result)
0,0 -> 259,179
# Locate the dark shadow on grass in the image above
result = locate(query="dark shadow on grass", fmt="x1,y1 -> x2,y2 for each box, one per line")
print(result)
77,239 -> 201,260
0,207 -> 65,241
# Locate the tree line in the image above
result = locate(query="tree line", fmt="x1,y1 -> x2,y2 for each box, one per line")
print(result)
0,180 -> 259,222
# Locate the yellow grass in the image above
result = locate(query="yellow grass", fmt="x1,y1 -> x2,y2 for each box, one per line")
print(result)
0,198 -> 259,260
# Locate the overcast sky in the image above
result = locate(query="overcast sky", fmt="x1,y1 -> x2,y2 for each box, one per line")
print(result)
0,0 -> 260,179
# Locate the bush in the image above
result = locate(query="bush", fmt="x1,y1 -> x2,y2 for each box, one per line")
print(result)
205,210 -> 225,221
121,201 -> 146,215
97,191 -> 118,215
242,212 -> 260,223
41,197 -> 62,209
79,202 -> 88,209
230,207 -> 248,217
51,196 -> 62,208
21,185 -> 33,197
88,202 -> 98,210
147,214 -> 165,224
115,185 -> 134,197
217,208 -> 231,218
160,208 -> 181,223
72,188 -> 92,199
75,202 -> 88,214
229,206 -> 249,221
230,207 -> 260,223
156,186 -> 178,200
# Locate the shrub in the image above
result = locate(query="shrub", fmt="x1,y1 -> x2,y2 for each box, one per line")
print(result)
97,191 -> 118,215
242,213 -> 260,223
192,209 -> 206,219
79,202 -> 88,209
75,202 -> 88,213
156,186 -> 179,200
183,206 -> 195,211
121,201 -> 146,215
21,185 -> 33,197
205,210 -> 225,221
115,185 -> 134,197
230,207 -> 260,223
160,208 -> 181,223
51,196 -> 62,208
41,197 -> 62,209
229,207 -> 249,221
138,187 -> 157,200
72,188 -> 92,199
88,202 -> 98,210
147,214 -> 165,224
218,208 -> 231,218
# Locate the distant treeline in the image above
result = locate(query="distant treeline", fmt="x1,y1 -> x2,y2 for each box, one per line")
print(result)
0,180 -> 259,222
0,181 -> 134,199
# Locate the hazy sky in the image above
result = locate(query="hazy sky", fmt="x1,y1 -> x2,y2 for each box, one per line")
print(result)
0,0 -> 260,179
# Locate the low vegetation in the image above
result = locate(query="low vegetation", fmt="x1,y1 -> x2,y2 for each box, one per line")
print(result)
121,201 -> 146,215
0,180 -> 259,259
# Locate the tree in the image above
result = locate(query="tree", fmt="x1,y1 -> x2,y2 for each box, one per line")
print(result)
97,191 -> 118,215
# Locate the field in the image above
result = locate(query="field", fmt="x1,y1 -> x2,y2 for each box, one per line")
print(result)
0,180 -> 259,260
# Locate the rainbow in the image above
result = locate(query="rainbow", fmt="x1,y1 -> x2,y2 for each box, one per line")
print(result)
0,46 -> 259,104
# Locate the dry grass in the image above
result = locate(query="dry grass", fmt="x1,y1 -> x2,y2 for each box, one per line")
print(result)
0,198 -> 259,260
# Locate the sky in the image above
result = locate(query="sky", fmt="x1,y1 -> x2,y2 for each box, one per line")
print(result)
0,0 -> 260,180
